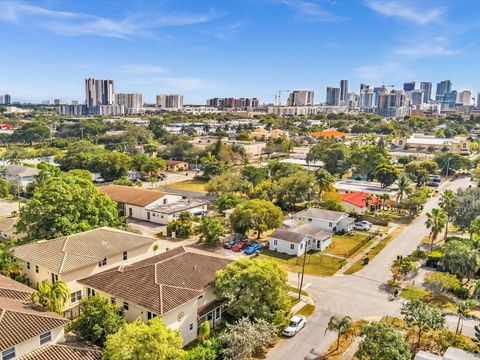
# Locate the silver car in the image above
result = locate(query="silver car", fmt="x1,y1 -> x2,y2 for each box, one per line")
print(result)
282,315 -> 307,337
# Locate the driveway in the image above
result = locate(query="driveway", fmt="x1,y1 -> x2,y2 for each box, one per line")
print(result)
140,171 -> 197,189
0,200 -> 19,216
267,177 -> 473,360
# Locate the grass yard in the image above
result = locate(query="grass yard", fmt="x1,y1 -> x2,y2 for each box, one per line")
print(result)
165,179 -> 208,193
295,303 -> 315,317
259,250 -> 346,276
401,286 -> 456,312
326,232 -> 373,258
286,284 -> 309,297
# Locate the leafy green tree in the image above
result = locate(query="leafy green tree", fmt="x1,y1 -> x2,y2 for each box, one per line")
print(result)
443,239 -> 478,283
31,280 -> 70,315
71,295 -> 125,346
217,193 -> 246,212
0,178 -> 9,198
374,163 -> 399,188
4,146 -> 29,165
405,160 -> 438,186
241,165 -> 269,186
0,241 -> 21,276
229,199 -> 283,239
425,208 -> 447,250
434,153 -> 471,175
102,318 -> 185,360
92,151 -> 132,181
452,188 -> 480,231
439,189 -> 457,239
56,141 -> 100,171
454,299 -> 478,334
307,143 -> 350,177
356,322 -> 411,360
400,188 -> 429,217
314,168 -> 335,196
266,160 -> 303,180
197,217 -> 225,244
17,176 -> 121,240
198,320 -> 211,343
214,258 -> 290,327
183,338 -> 220,360
200,152 -> 231,179
401,299 -> 445,350
141,157 -> 166,176
469,216 -> 480,241
390,255 -> 416,283
219,317 -> 277,360
166,211 -> 198,238
276,172 -> 318,210
350,144 -> 388,181
325,316 -> 352,350
206,173 -> 252,196
250,179 -> 277,201
423,272 -> 461,292
12,122 -> 50,145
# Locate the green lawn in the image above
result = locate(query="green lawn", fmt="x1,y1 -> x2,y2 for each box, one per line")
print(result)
325,232 -> 372,258
287,284 -> 309,296
259,250 -> 346,276
295,303 -> 315,317
401,286 -> 456,312
401,286 -> 431,301
164,179 -> 208,193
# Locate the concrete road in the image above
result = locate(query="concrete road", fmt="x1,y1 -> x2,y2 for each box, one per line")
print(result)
267,177 -> 472,360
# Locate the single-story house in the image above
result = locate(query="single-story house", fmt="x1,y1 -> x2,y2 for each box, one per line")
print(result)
14,227 -> 161,319
292,208 -> 355,233
1,164 -> 39,191
79,246 -> 231,346
165,160 -> 189,172
98,185 -> 207,224
415,347 -> 480,360
0,274 -> 101,360
338,191 -> 381,213
269,223 -> 332,256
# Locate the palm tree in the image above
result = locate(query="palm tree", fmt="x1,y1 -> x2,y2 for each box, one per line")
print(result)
469,216 -> 480,242
425,208 -> 447,250
31,280 -> 70,315
378,193 -> 390,211
325,315 -> 352,350
364,193 -> 374,213
395,176 -> 413,203
439,189 -> 456,239
455,299 -> 478,334
315,169 -> 335,198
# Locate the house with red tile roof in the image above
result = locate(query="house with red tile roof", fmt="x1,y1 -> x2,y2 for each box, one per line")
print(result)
338,192 -> 381,213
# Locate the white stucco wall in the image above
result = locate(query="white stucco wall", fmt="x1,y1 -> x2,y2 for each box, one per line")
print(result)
6,326 -> 64,359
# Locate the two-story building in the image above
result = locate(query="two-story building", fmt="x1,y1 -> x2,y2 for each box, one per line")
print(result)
292,208 -> 355,233
99,185 -> 208,224
0,274 -> 101,360
78,246 -> 231,346
1,165 -> 39,191
13,227 -> 161,319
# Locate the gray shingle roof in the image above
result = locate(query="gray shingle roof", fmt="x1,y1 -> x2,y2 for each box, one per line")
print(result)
270,224 -> 331,244
293,208 -> 347,222
14,227 -> 156,274
2,165 -> 39,178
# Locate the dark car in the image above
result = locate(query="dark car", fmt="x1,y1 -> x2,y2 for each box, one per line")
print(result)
223,239 -> 237,249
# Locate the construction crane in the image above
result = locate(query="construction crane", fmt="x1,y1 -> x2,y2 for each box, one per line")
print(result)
273,89 -> 290,106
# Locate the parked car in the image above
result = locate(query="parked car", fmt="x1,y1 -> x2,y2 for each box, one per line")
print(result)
156,173 -> 167,179
354,221 -> 372,231
231,242 -> 250,252
223,239 -> 237,249
427,182 -> 440,187
244,242 -> 263,255
282,315 -> 306,337
93,177 -> 105,183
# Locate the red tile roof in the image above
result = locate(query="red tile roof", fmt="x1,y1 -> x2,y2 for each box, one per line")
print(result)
311,130 -> 347,138
338,192 -> 381,208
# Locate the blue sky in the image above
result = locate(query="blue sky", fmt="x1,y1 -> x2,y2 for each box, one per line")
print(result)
1,0 -> 479,105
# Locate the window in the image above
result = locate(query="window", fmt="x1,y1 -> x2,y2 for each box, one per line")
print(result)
128,208 -> 133,217
51,273 -> 58,283
98,258 -> 107,267
308,218 -> 312,222
87,288 -> 96,297
329,222 -> 333,227
35,265 -> 39,273
1,348 -> 15,360
163,199 -> 167,204
215,307 -> 221,320
300,243 -> 303,249
189,323 -> 194,331
307,239 -> 311,245
111,297 -> 116,304
197,295 -> 204,300
39,331 -> 51,345
123,302 -> 129,311
71,290 -> 82,304
147,311 -> 157,320
147,212 -> 151,220
123,251 -> 128,261
290,244 -> 295,250
273,240 -> 278,246
26,262 -> 30,270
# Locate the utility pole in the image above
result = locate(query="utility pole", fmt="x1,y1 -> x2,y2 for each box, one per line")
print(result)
80,127 -> 84,140
446,156 -> 451,177
298,249 -> 307,299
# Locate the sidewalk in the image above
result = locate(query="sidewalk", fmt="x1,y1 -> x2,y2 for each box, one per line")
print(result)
336,223 -> 401,275
287,290 -> 314,315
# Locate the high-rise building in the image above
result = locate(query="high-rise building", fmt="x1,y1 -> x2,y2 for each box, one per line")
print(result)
340,80 -> 349,102
420,82 -> 432,103
115,93 -> 143,113
85,78 -> 114,109
403,82 -> 415,92
477,93 -> 480,108
41,100 -> 50,105
53,99 -> 63,105
347,92 -> 358,110
325,87 -> 340,106
435,80 -> 452,102
458,90 -> 472,106
359,87 -> 375,109
4,94 -> 11,105
205,97 -> 258,110
58,104 -> 88,116
71,100 -> 80,105
410,90 -> 423,106
0,96 -> 4,104
376,89 -> 408,117
288,90 -> 314,106
360,83 -> 369,92
444,90 -> 457,109
157,94 -> 184,109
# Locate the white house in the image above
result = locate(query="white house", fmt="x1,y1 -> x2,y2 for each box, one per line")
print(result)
292,208 -> 355,233
79,246 -> 231,346
269,224 -> 332,256
99,185 -> 207,224
1,164 -> 39,191
14,227 -> 161,319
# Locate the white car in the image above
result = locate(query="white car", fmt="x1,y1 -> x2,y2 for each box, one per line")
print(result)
282,315 -> 306,337
354,221 -> 372,231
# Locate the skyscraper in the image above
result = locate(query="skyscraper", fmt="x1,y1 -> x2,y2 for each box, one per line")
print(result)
115,93 -> 143,113
325,87 -> 340,106
410,90 -> 423,106
435,80 -> 452,102
403,82 -> 415,92
444,90 -> 457,109
288,90 -> 314,106
477,93 -> 480,108
420,82 -> 432,103
0,96 -> 3,104
458,90 -> 472,106
156,94 -> 184,109
4,94 -> 11,105
85,78 -> 114,108
340,80 -> 348,102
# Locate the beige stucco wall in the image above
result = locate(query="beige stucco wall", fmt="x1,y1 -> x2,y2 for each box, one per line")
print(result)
8,326 -> 64,359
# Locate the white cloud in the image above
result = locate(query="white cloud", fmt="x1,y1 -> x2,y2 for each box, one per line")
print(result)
395,37 -> 462,59
355,62 -> 413,82
0,1 -> 221,39
117,64 -> 168,74
278,0 -> 345,22
202,21 -> 246,40
365,0 -> 444,25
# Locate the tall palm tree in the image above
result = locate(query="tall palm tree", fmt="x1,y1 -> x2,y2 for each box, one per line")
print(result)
324,315 -> 352,350
395,176 -> 413,203
315,169 -> 335,197
439,189 -> 456,239
364,193 -> 374,213
425,208 -> 447,250
378,193 -> 390,211
455,299 -> 478,334
31,280 -> 70,315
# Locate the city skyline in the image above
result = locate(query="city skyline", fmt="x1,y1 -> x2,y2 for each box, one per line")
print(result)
0,0 -> 479,104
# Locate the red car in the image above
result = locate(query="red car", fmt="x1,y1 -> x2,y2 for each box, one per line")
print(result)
231,242 -> 249,252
